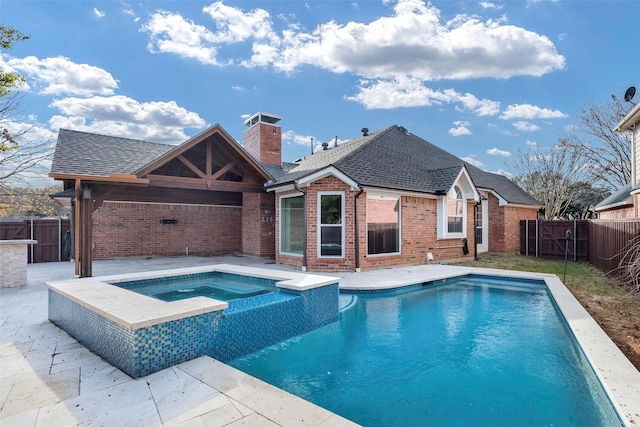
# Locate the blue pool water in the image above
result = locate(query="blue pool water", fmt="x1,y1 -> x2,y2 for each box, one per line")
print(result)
112,272 -> 276,302
230,276 -> 621,427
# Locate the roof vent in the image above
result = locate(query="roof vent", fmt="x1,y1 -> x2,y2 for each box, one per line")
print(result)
397,125 -> 410,135
322,142 -> 329,150
361,127 -> 369,136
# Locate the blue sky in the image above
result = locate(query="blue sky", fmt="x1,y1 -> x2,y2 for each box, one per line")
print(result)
1,0 -> 638,186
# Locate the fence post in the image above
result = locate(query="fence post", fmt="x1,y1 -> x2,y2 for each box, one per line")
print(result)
29,218 -> 34,264
525,220 -> 529,256
573,220 -> 577,261
58,217 -> 62,262
536,219 -> 540,258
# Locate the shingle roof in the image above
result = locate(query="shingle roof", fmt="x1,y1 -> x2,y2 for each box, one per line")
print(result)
50,129 -> 174,176
595,183 -> 633,210
269,125 -> 539,206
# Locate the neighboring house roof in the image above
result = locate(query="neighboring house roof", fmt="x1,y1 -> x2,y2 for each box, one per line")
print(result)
268,125 -> 539,206
50,129 -> 173,177
594,183 -> 633,211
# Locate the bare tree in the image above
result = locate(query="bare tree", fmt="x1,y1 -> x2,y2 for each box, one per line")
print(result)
0,23 -> 55,189
509,139 -> 591,220
560,94 -> 632,190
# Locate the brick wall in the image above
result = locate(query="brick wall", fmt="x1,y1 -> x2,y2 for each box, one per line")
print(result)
276,183 -> 475,272
242,123 -> 281,165
242,192 -> 275,258
487,194 -> 538,253
597,202 -> 638,220
91,201 -> 242,258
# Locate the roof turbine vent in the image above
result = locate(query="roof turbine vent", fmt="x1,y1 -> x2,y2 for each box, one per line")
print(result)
397,125 -> 410,135
361,127 -> 369,136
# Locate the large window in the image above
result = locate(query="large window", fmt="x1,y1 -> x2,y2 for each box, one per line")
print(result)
367,196 -> 400,255
319,192 -> 343,257
280,195 -> 304,255
447,186 -> 464,233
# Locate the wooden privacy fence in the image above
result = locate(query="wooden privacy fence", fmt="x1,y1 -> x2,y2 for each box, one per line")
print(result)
520,219 -> 640,276
0,218 -> 71,263
520,220 -> 589,261
588,220 -> 640,275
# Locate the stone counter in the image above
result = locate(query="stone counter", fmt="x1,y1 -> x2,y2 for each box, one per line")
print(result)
0,240 -> 37,288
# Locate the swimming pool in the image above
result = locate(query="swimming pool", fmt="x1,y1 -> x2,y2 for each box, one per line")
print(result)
111,271 -> 276,302
230,275 -> 622,426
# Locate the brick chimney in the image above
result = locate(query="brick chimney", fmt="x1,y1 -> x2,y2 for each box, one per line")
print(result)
243,112 -> 282,165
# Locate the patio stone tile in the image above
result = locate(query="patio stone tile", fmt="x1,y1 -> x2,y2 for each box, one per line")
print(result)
197,400 -> 253,427
37,376 -> 160,426
0,406 -> 39,427
177,357 -> 269,402
147,366 -> 231,425
0,367 -> 80,418
238,383 -> 337,427
224,412 -> 280,426
80,361 -> 132,394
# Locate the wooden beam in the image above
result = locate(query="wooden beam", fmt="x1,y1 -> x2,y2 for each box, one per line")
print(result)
177,155 -> 206,179
148,174 -> 264,192
210,161 -> 236,181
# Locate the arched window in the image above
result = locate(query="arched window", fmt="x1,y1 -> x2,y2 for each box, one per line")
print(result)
447,186 -> 464,233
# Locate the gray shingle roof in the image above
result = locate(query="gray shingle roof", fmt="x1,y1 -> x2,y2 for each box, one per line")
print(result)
269,125 -> 539,206
595,183 -> 633,210
50,129 -> 174,176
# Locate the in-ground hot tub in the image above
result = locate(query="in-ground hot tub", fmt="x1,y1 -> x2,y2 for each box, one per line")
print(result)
47,264 -> 340,378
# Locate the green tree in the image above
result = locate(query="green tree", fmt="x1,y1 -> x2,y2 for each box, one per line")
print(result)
1,23 -> 29,152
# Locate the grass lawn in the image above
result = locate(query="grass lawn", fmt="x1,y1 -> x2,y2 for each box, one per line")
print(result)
451,253 -> 640,371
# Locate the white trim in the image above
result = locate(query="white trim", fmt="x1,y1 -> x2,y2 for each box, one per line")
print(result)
317,191 -> 345,258
297,166 -> 359,190
437,170 -> 476,239
103,200 -> 242,209
268,184 -> 296,193
476,194 -> 489,253
366,193 -> 402,256
279,194 -> 305,257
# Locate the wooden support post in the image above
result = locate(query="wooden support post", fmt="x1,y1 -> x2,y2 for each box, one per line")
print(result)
80,187 -> 93,278
74,179 -> 81,276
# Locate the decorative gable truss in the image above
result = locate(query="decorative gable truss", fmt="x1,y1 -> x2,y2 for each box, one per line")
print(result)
136,126 -> 269,193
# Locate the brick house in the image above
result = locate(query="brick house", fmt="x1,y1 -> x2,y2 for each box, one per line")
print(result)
595,102 -> 640,219
50,112 -> 539,275
252,114 -> 539,271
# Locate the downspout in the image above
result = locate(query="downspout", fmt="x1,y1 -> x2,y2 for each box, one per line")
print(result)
293,181 -> 307,271
474,199 -> 481,260
354,188 -> 364,272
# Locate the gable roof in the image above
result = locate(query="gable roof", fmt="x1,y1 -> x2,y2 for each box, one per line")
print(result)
50,129 -> 173,177
50,126 -> 271,187
594,183 -> 633,211
268,125 -> 539,206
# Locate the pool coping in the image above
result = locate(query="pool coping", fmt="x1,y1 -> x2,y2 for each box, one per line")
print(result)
45,264 -> 340,330
339,264 -> 640,426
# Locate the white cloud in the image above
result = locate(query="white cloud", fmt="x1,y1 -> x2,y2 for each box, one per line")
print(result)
487,147 -> 511,157
143,11 -> 223,65
48,95 -> 205,143
526,140 -> 538,146
449,120 -> 471,136
479,2 -> 503,10
93,8 -> 105,18
283,129 -> 316,148
7,56 -> 118,96
346,77 -> 500,114
490,168 -> 513,178
461,156 -> 484,167
512,121 -> 541,131
500,103 -> 568,120
142,0 -> 564,81
449,126 -> 471,136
